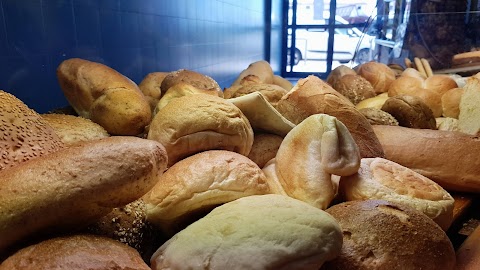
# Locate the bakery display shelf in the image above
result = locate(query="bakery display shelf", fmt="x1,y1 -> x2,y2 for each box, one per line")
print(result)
447,193 -> 480,250
434,65 -> 480,77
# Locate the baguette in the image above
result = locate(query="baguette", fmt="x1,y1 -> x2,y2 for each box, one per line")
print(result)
56,58 -> 151,135
0,136 -> 168,256
372,125 -> 480,192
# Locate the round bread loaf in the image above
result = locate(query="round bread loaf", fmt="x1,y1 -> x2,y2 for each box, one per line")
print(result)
323,200 -> 456,270
0,90 -> 64,171
147,94 -> 254,167
41,113 -> 109,146
381,95 -> 437,129
56,58 -> 152,135
247,133 -> 284,168
160,69 -> 222,96
138,71 -> 170,113
144,150 -> 270,235
339,158 -> 454,230
0,234 -> 150,270
358,108 -> 398,126
357,62 -> 396,94
441,87 -> 464,118
276,75 -> 385,158
0,136 -> 168,255
326,65 -> 357,87
331,74 -> 376,105
151,194 -> 343,270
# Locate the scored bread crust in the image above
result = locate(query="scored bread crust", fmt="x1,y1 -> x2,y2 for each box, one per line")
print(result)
339,158 -> 454,230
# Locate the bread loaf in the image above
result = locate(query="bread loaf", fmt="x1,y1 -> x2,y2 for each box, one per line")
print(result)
326,65 -> 357,87
456,224 -> 480,270
56,58 -> 151,135
228,83 -> 288,108
330,74 -> 376,105
441,87 -> 464,118
0,91 -> 64,171
247,133 -> 283,168
273,75 -> 293,91
356,92 -> 389,110
231,60 -> 274,86
138,71 -> 169,113
458,77 -> 480,135
357,61 -> 396,94
372,125 -> 480,192
358,108 -> 398,126
276,75 -> 385,158
160,69 -> 222,97
381,95 -> 437,129
0,136 -> 168,255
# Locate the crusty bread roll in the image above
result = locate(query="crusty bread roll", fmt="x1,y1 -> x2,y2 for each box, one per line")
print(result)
56,58 -> 151,135
339,158 -> 454,230
358,108 -> 398,126
144,150 -> 270,235
228,83 -> 288,108
356,92 -> 389,110
458,77 -> 480,135
223,74 -> 262,99
456,224 -> 480,270
273,114 -> 360,209
401,67 -> 427,80
151,194 -> 343,270
381,95 -> 437,129
441,87 -> 464,118
247,133 -> 284,168
160,69 -> 222,97
0,90 -> 64,171
372,125 -> 480,192
41,113 -> 109,146
147,94 -> 253,167
331,74 -> 376,105
276,75 -> 385,158
357,61 -> 396,94
273,74 -> 294,91
436,117 -> 460,131
323,200 -> 456,270
231,60 -> 274,86
326,65 -> 357,87
0,234 -> 150,270
0,136 -> 168,255
138,71 -> 169,113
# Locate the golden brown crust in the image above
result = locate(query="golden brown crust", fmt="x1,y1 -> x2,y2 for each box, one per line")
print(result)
358,108 -> 399,126
441,87 -> 464,118
247,133 -> 284,168
56,58 -> 151,135
381,95 -> 437,129
324,200 -> 456,270
231,60 -> 274,86
326,65 -> 357,87
357,62 -> 396,94
138,71 -> 170,112
0,91 -> 64,171
0,234 -> 150,270
229,83 -> 288,108
331,74 -> 376,105
355,92 -> 389,110
161,69 -> 222,96
276,75 -> 385,158
272,75 -> 293,91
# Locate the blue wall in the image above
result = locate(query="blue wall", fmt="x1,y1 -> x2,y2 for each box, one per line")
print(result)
0,0 -> 270,113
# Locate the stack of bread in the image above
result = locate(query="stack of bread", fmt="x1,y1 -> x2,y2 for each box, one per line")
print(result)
1,57 -> 479,269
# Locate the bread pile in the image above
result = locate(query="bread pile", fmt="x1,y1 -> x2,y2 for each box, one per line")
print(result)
2,58 -> 479,269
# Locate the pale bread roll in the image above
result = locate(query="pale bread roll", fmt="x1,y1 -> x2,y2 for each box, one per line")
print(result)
339,158 -> 454,230
441,87 -> 464,118
356,92 -> 389,110
41,113 -> 109,146
373,125 -> 480,192
231,60 -> 274,86
436,117 -> 460,131
151,194 -> 343,270
0,90 -> 64,171
147,94 -> 253,167
273,75 -> 294,91
458,77 -> 480,135
0,235 -> 150,270
0,136 -> 168,255
276,75 -> 385,158
138,71 -> 169,113
56,58 -> 151,135
274,114 -> 360,209
144,150 -> 270,235
160,69 -> 222,97
357,61 -> 396,94
247,133 -> 283,168
324,200 -> 456,270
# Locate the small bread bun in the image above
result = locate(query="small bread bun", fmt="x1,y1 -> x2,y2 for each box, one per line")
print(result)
144,150 -> 270,235
138,71 -> 169,112
147,94 -> 254,167
41,113 -> 109,146
324,200 -> 456,270
436,117 -> 460,131
326,65 -> 357,86
0,91 -> 64,171
381,95 -> 437,129
358,108 -> 399,126
331,74 -> 376,105
355,92 -> 389,110
0,234 -> 150,270
160,69 -> 222,96
357,62 -> 396,94
228,83 -> 288,108
441,87 -> 464,118
339,158 -> 454,230
151,194 -> 343,270
247,133 -> 283,168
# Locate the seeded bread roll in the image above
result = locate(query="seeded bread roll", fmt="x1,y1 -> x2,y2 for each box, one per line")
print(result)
326,65 -> 357,87
381,95 -> 437,129
0,234 -> 150,270
151,194 -> 343,270
138,71 -> 170,113
331,74 -> 376,105
147,94 -> 254,167
324,200 -> 456,270
357,62 -> 396,94
358,108 -> 399,126
41,113 -> 109,146
56,58 -> 151,135
339,158 -> 454,230
0,90 -> 64,171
